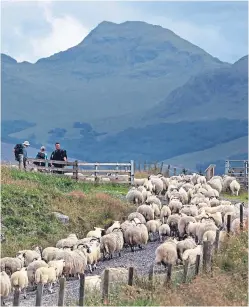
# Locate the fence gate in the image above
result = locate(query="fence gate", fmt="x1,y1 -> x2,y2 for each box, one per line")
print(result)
225,160 -> 248,188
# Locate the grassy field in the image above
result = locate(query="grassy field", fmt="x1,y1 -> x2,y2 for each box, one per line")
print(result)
1,166 -> 133,257
221,191 -> 248,203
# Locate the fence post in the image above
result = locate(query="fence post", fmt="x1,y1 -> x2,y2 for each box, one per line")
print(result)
160,162 -> 164,173
94,164 -> 98,182
75,160 -> 78,181
58,277 -> 66,306
165,264 -> 172,285
195,254 -> 201,275
130,160 -> 135,186
102,269 -> 109,305
203,241 -> 212,273
225,160 -> 230,175
35,283 -> 43,306
173,168 -> 176,176
244,161 -> 248,188
183,259 -> 189,283
128,267 -> 134,286
79,273 -> 85,306
214,229 -> 220,253
13,287 -> 20,306
240,203 -> 244,231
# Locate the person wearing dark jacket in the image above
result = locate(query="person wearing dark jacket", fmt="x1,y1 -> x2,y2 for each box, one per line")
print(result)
50,142 -> 67,173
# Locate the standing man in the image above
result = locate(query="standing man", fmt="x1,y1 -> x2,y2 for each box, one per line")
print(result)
50,142 -> 67,173
13,140 -> 30,170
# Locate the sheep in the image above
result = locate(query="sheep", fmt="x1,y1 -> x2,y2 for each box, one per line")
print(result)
202,230 -> 227,247
86,227 -> 105,239
230,180 -> 240,196
0,256 -> 24,276
127,212 -> 146,224
56,234 -> 78,249
134,178 -> 146,187
149,176 -> 164,195
159,224 -> 171,242
0,271 -> 11,305
126,187 -> 144,205
137,186 -> 150,202
35,266 -> 57,293
146,219 -> 161,241
137,204 -> 154,221
27,260 -> 49,288
222,176 -> 235,192
177,237 -> 197,262
42,247 -> 61,263
124,223 -> 148,252
120,220 -> 135,232
145,195 -> 162,208
10,267 -> 29,299
155,238 -> 178,268
106,221 -> 121,234
168,199 -> 183,214
48,259 -> 66,279
143,179 -> 154,192
180,205 -> 198,217
178,216 -> 196,239
167,214 -> 181,237
160,205 -> 171,223
179,187 -> 188,204
16,246 -> 42,266
150,203 -> 160,218
196,218 -> 218,244
100,228 -> 124,260
209,198 -> 220,207
207,212 -> 223,228
182,245 -> 203,265
84,240 -> 101,272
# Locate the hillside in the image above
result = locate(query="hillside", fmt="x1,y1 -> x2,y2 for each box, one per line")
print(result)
2,20 -> 227,143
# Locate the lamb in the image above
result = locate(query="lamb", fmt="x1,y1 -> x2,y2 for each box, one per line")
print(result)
128,212 -> 146,224
146,219 -> 161,241
182,245 -> 203,265
137,204 -> 154,221
16,246 -> 42,266
35,266 -> 57,293
106,221 -> 121,234
126,187 -> 144,205
0,256 -> 24,276
48,259 -> 66,279
56,234 -> 78,249
0,271 -> 11,305
10,267 -> 29,299
27,260 -> 49,288
178,216 -> 196,238
159,224 -> 171,242
229,180 -> 240,196
177,237 -> 197,262
86,227 -> 105,239
160,206 -> 171,223
155,238 -> 178,268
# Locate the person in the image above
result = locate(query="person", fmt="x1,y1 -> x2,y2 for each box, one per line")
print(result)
50,142 -> 67,173
13,140 -> 30,169
34,146 -> 48,168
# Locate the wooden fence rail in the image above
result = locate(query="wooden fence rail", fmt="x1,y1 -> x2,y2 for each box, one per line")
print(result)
25,158 -> 135,185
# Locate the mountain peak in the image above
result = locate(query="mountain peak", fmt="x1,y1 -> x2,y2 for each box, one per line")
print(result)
1,54 -> 17,64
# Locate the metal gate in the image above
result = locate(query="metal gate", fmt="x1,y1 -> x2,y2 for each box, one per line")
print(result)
225,160 -> 248,188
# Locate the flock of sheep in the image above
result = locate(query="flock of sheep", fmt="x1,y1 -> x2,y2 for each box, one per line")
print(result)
0,172 -> 246,305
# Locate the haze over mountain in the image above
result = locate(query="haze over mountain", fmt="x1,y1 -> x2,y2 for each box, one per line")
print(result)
1,21 -> 248,172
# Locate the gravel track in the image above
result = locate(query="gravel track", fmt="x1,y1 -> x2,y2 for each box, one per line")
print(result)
4,241 -> 163,306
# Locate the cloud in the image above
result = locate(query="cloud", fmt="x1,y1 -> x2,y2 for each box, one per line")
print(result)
28,2 -> 88,62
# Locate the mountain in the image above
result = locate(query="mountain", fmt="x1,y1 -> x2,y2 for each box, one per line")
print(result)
2,21 -> 227,143
1,21 -> 247,169
143,55 -> 248,123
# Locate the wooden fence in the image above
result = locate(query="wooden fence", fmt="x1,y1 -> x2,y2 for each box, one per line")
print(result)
225,160 -> 248,188
10,203 -> 245,306
23,158 -> 135,184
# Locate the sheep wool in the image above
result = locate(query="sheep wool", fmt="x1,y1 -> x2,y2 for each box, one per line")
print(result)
10,267 -> 29,299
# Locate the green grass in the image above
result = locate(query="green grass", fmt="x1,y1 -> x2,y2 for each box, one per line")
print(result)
221,191 -> 248,203
1,166 -> 132,257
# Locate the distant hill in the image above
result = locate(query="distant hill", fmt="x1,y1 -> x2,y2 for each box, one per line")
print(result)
1,21 -> 247,169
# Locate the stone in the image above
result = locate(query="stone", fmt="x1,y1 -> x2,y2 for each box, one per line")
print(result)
53,212 -> 69,224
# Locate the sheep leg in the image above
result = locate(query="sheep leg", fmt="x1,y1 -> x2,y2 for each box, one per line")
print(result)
130,245 -> 134,252
119,251 -> 122,257
48,283 -> 54,294
23,288 -> 27,299
138,244 -> 143,249
88,264 -> 93,273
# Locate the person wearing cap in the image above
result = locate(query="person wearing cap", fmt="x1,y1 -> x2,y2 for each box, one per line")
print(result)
34,146 -> 48,168
13,140 -> 30,170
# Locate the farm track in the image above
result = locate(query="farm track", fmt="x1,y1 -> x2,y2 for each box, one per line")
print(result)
5,241 -> 163,306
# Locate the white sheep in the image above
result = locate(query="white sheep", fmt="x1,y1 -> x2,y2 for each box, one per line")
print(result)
178,216 -> 196,238
127,212 -> 146,224
124,223 -> 148,252
177,237 -> 197,262
155,238 -> 178,268
137,204 -> 154,221
42,247 -> 60,263
146,219 -> 161,241
56,234 -> 78,249
48,259 -> 66,279
27,260 -> 49,288
10,267 -> 29,299
159,224 -> 171,242
86,227 -> 105,239
106,221 -> 121,234
145,195 -> 162,208
202,230 -> 227,247
168,199 -> 183,214
16,246 -> 42,266
160,205 -> 171,223
229,180 -> 240,196
182,245 -> 203,265
0,256 -> 24,276
126,187 -> 144,205
35,266 -> 57,293
0,271 -> 11,305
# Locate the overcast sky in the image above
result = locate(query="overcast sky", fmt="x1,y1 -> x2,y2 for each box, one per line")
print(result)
1,1 -> 248,64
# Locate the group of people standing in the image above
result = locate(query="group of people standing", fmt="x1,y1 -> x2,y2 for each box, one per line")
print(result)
13,141 -> 68,172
